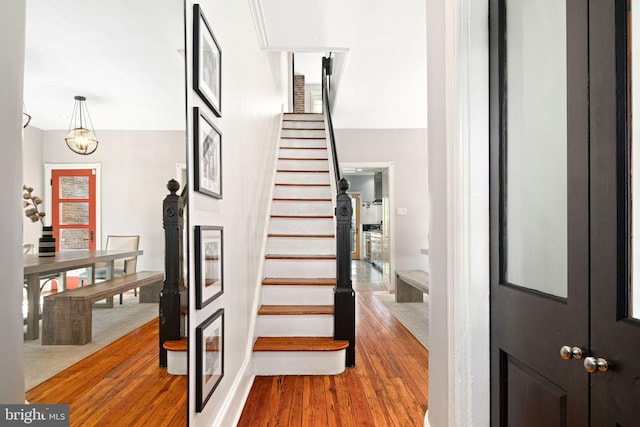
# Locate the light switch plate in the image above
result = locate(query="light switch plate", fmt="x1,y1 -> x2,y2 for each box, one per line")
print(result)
397,208 -> 408,216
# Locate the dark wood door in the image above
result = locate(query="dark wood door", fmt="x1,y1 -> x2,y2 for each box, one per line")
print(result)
491,0 -> 640,424
589,0 -> 640,424
490,0 -> 590,424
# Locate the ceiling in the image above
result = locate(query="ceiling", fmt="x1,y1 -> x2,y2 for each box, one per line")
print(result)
24,0 -> 185,131
24,0 -> 427,131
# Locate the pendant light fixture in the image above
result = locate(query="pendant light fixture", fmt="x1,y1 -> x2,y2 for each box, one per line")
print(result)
65,95 -> 99,155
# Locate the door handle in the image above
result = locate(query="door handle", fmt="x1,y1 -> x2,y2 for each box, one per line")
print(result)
583,356 -> 609,374
559,346 -> 583,361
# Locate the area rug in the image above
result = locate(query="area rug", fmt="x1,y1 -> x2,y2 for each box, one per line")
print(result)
374,292 -> 429,349
23,293 -> 158,390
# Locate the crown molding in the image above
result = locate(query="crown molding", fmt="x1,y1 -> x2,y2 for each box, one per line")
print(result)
248,0 -> 269,48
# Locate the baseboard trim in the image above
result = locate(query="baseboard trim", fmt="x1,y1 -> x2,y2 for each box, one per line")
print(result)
424,410 -> 430,427
213,356 -> 255,427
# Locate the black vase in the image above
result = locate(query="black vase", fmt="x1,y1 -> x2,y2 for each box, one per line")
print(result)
38,225 -> 56,257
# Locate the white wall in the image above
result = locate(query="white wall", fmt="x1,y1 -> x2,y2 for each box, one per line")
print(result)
261,0 -> 428,129
425,0 -> 448,422
22,126 -> 44,249
185,1 -> 285,425
0,0 -> 26,404
33,129 -> 185,272
336,128 -> 429,272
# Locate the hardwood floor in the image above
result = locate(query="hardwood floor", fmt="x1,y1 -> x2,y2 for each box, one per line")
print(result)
25,290 -> 428,426
25,319 -> 187,427
238,291 -> 429,426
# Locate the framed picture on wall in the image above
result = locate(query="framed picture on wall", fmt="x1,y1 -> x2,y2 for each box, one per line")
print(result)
193,4 -> 221,117
196,308 -> 224,412
193,107 -> 222,199
195,225 -> 223,308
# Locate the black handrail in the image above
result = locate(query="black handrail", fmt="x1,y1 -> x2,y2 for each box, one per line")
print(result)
322,57 -> 341,186
323,55 -> 355,368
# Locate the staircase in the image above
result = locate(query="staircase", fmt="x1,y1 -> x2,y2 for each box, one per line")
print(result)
253,112 -> 349,375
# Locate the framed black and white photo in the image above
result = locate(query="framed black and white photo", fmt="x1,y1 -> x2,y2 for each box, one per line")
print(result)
193,107 -> 222,199
193,4 -> 221,117
196,308 -> 224,412
195,225 -> 223,308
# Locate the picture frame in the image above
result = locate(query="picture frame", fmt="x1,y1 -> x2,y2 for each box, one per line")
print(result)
195,226 -> 223,308
196,308 -> 224,412
193,107 -> 222,199
193,4 -> 221,117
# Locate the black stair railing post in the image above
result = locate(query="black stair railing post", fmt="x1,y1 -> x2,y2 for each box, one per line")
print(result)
159,179 -> 187,367
334,177 -> 355,367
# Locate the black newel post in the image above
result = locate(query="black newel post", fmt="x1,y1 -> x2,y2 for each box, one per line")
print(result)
159,179 -> 187,367
334,177 -> 355,367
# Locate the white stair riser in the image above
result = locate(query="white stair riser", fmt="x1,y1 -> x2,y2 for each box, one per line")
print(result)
254,350 -> 345,375
265,259 -> 336,278
271,200 -> 333,216
262,285 -> 334,305
276,172 -> 330,185
278,159 -> 330,170
278,148 -> 329,159
280,139 -> 327,149
282,121 -> 325,130
258,314 -> 333,337
281,129 -> 326,139
269,217 -> 334,235
268,237 -> 335,255
284,113 -> 324,121
166,350 -> 187,375
273,185 -> 332,199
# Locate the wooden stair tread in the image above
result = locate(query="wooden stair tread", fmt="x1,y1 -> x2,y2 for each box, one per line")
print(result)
271,215 -> 333,219
283,120 -> 324,122
268,233 -> 335,238
274,183 -> 330,187
253,337 -> 348,352
277,169 -> 329,173
283,117 -> 324,120
279,147 -> 327,150
273,197 -> 332,201
258,305 -> 334,315
262,278 -> 336,286
278,158 -> 329,161
266,254 -> 336,260
163,337 -> 187,352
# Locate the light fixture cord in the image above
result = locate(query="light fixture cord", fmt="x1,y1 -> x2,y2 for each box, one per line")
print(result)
83,100 -> 97,138
67,99 -> 79,130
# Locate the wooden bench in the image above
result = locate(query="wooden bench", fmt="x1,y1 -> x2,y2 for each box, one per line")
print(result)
42,271 -> 164,345
395,270 -> 429,303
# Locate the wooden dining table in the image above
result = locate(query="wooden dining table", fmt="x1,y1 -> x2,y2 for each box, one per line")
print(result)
23,249 -> 143,340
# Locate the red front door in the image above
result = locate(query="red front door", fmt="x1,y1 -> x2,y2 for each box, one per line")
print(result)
51,169 -> 97,250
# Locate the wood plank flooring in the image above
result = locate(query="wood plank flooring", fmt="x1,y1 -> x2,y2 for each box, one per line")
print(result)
238,291 -> 429,426
25,290 -> 427,426
25,319 -> 187,427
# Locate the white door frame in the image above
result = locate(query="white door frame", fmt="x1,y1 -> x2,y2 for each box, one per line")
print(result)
426,0 -> 490,426
341,161 -> 395,290
44,163 -> 102,249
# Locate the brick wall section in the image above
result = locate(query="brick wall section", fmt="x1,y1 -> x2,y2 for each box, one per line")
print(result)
294,75 -> 305,113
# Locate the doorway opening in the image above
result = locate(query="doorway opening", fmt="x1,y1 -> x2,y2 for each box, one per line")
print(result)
341,162 -> 395,291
